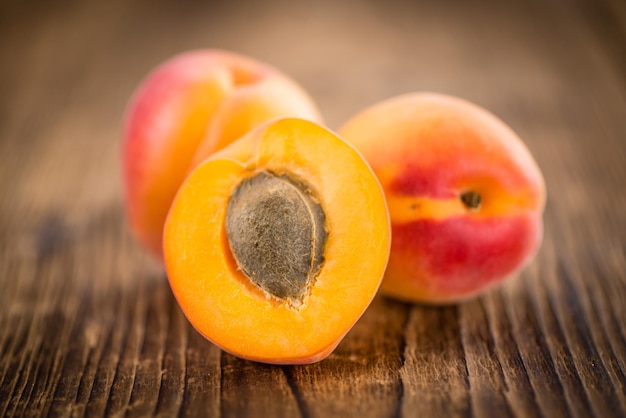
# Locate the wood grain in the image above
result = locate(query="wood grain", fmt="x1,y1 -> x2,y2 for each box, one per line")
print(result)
0,0 -> 625,416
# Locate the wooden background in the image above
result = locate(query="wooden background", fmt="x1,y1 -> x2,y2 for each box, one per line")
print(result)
1,0 -> 625,416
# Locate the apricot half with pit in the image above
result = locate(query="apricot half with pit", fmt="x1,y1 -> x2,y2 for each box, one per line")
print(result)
340,93 -> 546,304
163,118 -> 390,364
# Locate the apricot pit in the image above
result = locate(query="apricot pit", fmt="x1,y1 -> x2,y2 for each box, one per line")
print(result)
225,171 -> 327,302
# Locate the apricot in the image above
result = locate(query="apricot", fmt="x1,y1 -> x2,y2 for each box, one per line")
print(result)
339,93 -> 546,304
163,118 -> 391,364
122,50 -> 321,257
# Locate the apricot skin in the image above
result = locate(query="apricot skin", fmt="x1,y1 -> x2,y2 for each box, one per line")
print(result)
339,93 -> 546,304
122,50 -> 321,258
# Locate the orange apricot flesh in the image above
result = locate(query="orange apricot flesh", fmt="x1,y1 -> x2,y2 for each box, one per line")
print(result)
163,118 -> 391,364
339,93 -> 546,304
122,50 -> 321,258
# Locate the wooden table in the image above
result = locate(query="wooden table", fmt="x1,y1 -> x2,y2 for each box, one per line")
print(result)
1,0 -> 625,416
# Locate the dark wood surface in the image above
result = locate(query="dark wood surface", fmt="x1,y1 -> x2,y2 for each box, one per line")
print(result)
1,0 -> 625,416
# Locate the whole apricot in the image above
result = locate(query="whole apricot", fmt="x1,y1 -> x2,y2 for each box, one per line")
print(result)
164,118 -> 390,364
122,50 -> 321,257
340,93 -> 546,304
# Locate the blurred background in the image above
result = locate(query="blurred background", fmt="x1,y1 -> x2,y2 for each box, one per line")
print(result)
2,0 -> 625,255
1,0 -> 625,221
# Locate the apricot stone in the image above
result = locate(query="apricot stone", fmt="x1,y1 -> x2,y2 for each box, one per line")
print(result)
340,93 -> 546,304
225,171 -> 327,302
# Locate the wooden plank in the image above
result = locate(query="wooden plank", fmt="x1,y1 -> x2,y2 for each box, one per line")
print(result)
399,306 -> 471,417
284,297 -> 407,418
178,323 -> 221,418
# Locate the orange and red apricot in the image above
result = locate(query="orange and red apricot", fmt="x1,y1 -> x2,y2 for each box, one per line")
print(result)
340,93 -> 546,303
122,50 -> 321,257
163,118 -> 391,364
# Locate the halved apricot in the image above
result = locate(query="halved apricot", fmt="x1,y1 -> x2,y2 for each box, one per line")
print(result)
163,118 -> 391,364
